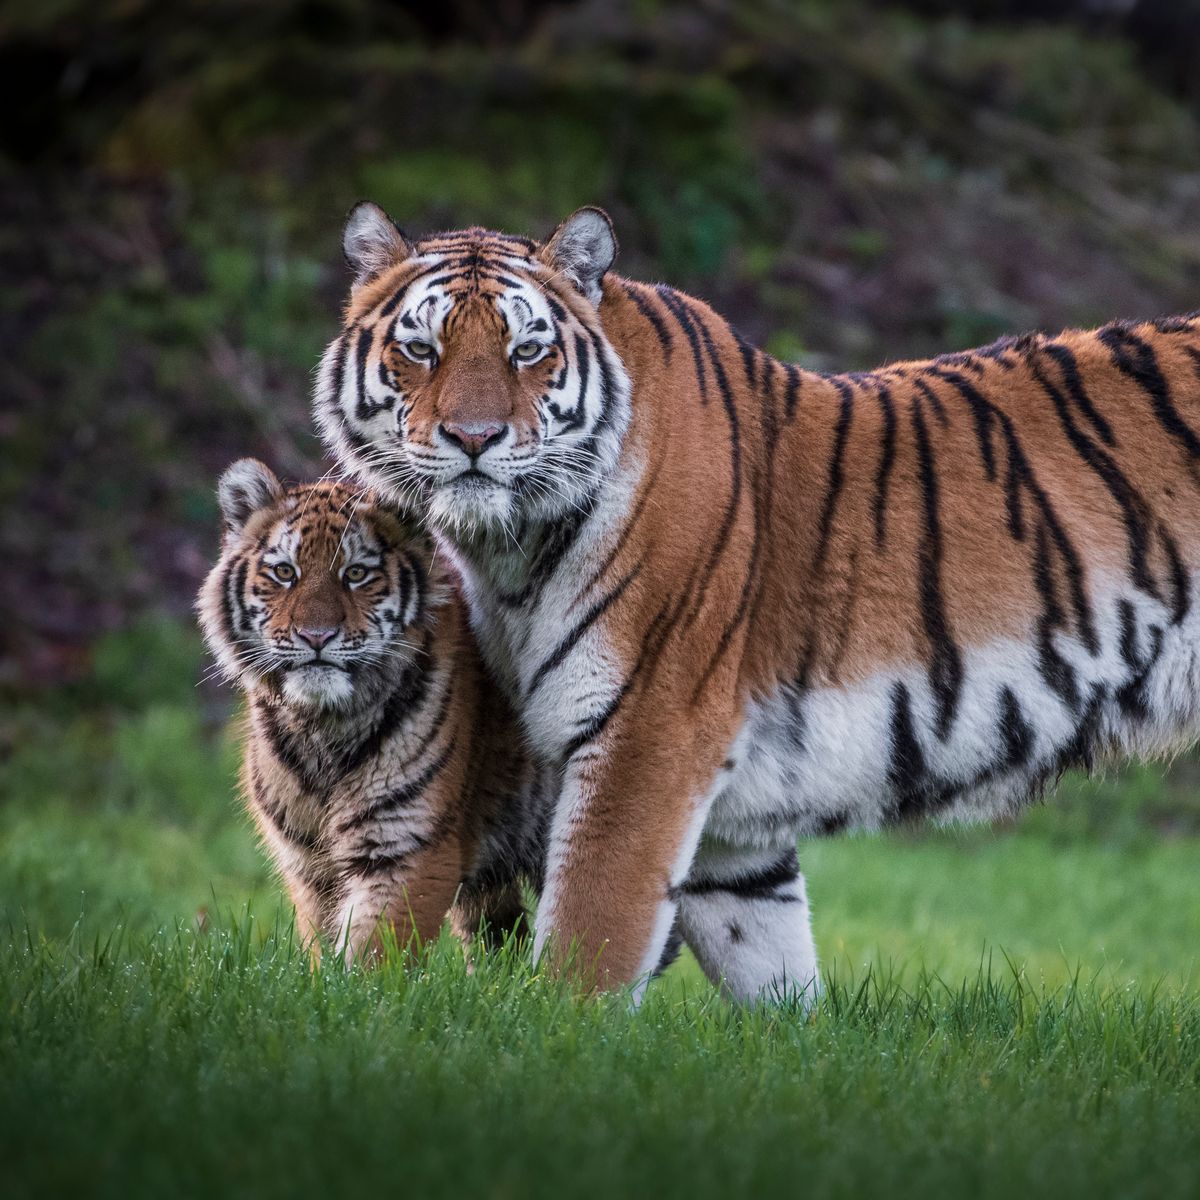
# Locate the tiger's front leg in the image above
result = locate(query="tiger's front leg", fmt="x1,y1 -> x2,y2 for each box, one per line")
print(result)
328,834 -> 467,964
532,702 -> 732,1000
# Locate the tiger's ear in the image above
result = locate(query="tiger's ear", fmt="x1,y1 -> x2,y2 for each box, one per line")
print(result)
343,201 -> 412,286
540,206 -> 617,305
217,459 -> 284,537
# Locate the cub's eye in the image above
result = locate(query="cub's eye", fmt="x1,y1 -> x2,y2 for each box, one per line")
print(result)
271,563 -> 296,584
403,339 -> 437,362
512,341 -> 545,363
343,564 -> 369,585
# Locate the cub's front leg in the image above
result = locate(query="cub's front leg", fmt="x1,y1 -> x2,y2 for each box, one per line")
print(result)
533,697 -> 734,999
244,788 -> 327,957
327,832 -> 469,964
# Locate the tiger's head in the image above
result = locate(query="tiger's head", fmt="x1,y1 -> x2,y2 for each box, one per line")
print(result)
198,459 -> 442,711
313,204 -> 632,537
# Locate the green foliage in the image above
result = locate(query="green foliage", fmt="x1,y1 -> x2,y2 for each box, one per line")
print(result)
0,621 -> 268,938
88,618 -> 207,710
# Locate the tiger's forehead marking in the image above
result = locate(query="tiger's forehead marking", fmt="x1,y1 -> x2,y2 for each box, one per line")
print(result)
262,489 -> 392,567
361,230 -> 558,346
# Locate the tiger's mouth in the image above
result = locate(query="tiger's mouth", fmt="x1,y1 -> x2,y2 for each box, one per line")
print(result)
426,470 -> 515,533
279,660 -> 357,709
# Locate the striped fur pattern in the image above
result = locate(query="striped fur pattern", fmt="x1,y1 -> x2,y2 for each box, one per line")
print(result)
315,201 -> 1200,1000
197,460 -> 541,961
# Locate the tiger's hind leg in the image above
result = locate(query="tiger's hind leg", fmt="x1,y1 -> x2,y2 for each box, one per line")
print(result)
675,842 -> 819,1007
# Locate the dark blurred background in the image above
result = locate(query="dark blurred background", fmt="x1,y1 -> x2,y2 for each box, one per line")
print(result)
5,0 -> 1200,687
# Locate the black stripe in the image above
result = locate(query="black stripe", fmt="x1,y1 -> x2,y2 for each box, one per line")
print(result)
1052,684 -> 1106,776
221,554 -> 250,647
886,682 -> 948,821
732,326 -> 757,390
690,459 -> 764,702
247,761 -> 320,852
1030,352 -> 1160,604
1099,324 -> 1200,461
559,594 -> 685,760
783,363 -> 802,422
547,333 -> 590,431
679,305 -> 743,629
526,562 -> 643,698
258,703 -> 326,796
677,849 -> 800,902
811,379 -> 854,573
621,284 -> 672,356
655,286 -> 708,403
354,327 -> 378,421
926,368 -> 996,479
913,376 -> 948,427
578,458 -> 664,598
998,687 -> 1033,768
942,367 -> 1098,654
1160,523 -> 1190,624
1115,599 -> 1164,720
872,381 -> 896,550
1031,521 -> 1081,710
491,492 -> 600,610
328,332 -> 351,413
911,397 -> 963,738
336,736 -> 456,835
1040,341 -> 1115,446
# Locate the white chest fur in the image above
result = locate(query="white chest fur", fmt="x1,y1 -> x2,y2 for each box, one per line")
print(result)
452,463 -> 641,762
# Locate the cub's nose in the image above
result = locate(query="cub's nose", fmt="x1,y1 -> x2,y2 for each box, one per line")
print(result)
438,421 -> 508,458
295,626 -> 338,651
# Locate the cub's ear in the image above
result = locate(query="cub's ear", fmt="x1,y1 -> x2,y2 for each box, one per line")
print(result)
217,459 -> 283,536
343,201 -> 412,286
540,206 -> 617,305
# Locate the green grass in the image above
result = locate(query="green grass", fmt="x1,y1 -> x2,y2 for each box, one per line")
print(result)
3,620 -> 1200,1198
4,925 -> 1199,1200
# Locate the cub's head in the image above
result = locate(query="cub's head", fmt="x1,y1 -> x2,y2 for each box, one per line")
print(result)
198,459 -> 443,710
313,204 -> 632,538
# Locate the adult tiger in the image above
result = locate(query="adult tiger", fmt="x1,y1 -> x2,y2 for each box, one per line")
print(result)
315,200 -> 1200,1002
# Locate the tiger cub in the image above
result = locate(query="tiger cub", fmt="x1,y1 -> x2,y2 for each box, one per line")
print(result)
197,458 -> 539,962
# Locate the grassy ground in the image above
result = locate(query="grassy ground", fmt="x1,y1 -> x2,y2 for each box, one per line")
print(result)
3,621 -> 1200,1198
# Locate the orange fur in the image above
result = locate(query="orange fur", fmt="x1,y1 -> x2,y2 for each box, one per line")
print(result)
197,465 -> 534,963
317,204 -> 1200,994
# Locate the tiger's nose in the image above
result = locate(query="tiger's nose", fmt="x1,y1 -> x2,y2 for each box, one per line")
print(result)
438,421 -> 508,458
295,626 -> 338,650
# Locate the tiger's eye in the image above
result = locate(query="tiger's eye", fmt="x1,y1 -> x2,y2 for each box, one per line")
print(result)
513,341 -> 543,361
344,564 -> 368,584
404,339 -> 436,361
272,563 -> 296,583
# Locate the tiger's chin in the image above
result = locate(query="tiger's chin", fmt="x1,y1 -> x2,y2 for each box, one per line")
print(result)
426,473 -> 516,536
280,664 -> 357,710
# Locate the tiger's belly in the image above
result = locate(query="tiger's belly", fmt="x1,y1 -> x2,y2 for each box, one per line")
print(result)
705,583 -> 1200,849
